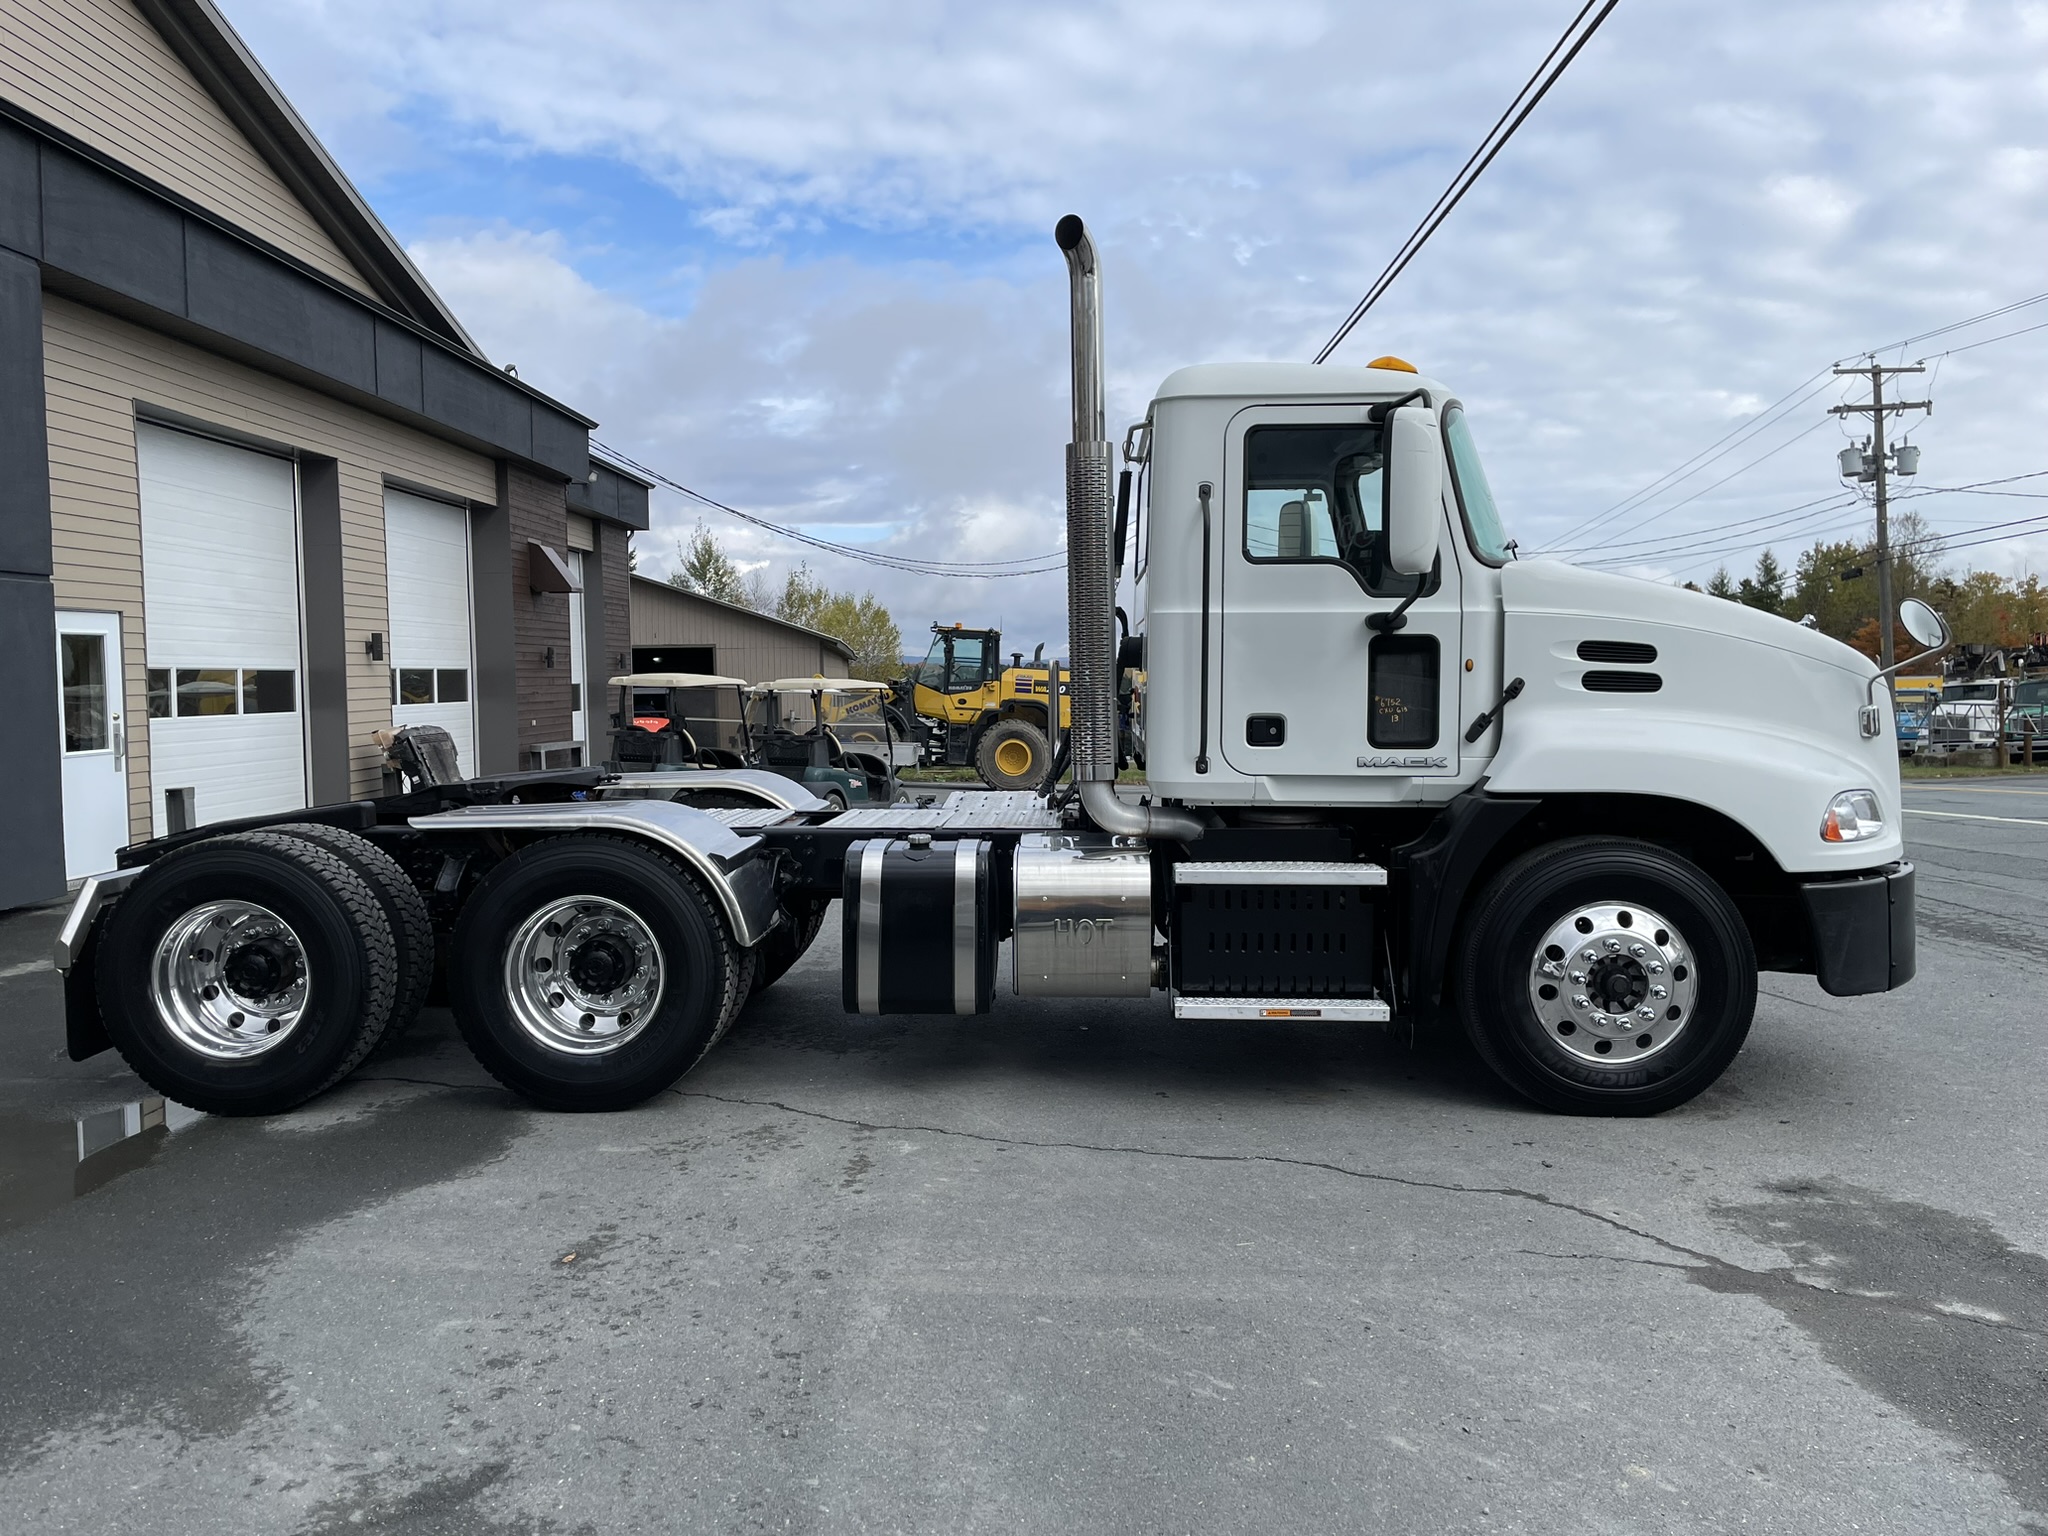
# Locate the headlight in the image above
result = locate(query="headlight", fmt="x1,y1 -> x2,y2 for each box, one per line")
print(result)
1821,789 -> 1885,843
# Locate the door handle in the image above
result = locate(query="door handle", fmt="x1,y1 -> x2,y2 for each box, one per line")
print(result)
112,716 -> 125,768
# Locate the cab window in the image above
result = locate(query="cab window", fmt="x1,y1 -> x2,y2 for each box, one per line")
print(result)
946,634 -> 990,691
1243,424 -> 1429,598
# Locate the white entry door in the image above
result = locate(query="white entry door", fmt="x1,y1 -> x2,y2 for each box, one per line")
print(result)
385,488 -> 476,776
56,611 -> 128,878
137,424 -> 307,837
567,550 -> 588,756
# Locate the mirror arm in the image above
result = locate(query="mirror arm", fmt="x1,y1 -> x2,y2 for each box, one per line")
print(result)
1366,555 -> 1440,634
1864,613 -> 1953,712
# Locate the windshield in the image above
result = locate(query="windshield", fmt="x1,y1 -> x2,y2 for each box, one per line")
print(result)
1442,403 -> 1513,564
1944,683 -> 1997,701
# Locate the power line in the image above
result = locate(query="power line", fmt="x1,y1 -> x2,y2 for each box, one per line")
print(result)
1543,411 -> 1837,554
590,440 -> 1069,580
1864,290 -> 2048,357
1552,291 -> 2048,558
1554,489 -> 1861,558
1311,0 -> 1622,365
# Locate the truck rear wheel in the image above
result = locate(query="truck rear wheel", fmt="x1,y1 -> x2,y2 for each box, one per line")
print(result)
449,835 -> 743,1111
95,832 -> 401,1115
1454,837 -> 1756,1116
269,823 -> 434,1038
976,718 -> 1049,790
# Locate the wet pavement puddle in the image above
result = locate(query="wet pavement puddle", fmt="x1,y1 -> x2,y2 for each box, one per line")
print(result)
0,1097 -> 205,1234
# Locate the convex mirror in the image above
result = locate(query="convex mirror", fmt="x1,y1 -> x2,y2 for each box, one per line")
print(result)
1898,598 -> 1946,650
1381,407 -> 1443,577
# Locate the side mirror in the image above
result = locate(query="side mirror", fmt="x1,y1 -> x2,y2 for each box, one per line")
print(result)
1898,598 -> 1945,650
1381,406 -> 1444,577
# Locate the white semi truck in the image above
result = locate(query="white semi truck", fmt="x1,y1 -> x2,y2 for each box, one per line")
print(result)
53,217 -> 1937,1119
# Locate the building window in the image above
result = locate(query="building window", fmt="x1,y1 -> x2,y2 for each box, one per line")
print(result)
436,668 -> 469,703
158,668 -> 297,717
147,668 -> 172,719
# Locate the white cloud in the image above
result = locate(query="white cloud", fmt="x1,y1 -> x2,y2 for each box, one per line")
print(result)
222,0 -> 2048,628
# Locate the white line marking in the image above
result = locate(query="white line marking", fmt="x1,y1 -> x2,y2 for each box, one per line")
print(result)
1906,808 -> 2048,827
0,959 -> 53,980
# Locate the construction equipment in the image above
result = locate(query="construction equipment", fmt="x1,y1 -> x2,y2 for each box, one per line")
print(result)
900,624 -> 1072,789
57,215 -> 1928,1123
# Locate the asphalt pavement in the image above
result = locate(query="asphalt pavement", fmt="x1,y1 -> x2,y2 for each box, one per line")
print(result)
0,777 -> 2043,1534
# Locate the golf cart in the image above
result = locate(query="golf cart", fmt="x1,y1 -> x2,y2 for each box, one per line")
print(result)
747,678 -> 901,810
602,673 -> 752,772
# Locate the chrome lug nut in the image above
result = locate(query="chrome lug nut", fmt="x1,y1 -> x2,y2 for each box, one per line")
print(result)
1650,984 -> 1668,1000
1572,995 -> 1592,1011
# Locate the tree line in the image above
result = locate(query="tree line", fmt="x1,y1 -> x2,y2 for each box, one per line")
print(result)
1697,510 -> 2048,658
663,521 -> 904,680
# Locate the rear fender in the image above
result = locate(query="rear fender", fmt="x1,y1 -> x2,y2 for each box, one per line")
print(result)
408,800 -> 782,945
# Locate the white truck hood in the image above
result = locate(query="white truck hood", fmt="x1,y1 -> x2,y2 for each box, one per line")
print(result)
1488,559 -> 1904,875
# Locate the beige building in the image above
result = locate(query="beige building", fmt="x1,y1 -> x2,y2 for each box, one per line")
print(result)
2,0 -> 646,908
629,576 -> 852,683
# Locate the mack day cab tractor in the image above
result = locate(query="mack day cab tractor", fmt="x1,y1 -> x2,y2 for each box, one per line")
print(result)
53,215 -> 1936,1120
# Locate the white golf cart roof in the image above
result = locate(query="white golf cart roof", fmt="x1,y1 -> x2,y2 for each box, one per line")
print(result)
752,677 -> 889,693
608,673 -> 748,689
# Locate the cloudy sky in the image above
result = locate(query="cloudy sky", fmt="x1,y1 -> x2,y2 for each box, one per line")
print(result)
224,0 -> 2048,649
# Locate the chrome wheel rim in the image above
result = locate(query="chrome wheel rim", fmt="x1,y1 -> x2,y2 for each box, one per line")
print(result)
503,896 -> 664,1056
149,901 -> 310,1059
1527,901 -> 1696,1066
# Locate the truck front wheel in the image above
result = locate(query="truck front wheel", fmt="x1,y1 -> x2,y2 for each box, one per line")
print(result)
1454,837 -> 1756,1116
449,835 -> 743,1111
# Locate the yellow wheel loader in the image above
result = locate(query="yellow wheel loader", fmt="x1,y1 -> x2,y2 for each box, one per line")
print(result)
901,624 -> 1071,790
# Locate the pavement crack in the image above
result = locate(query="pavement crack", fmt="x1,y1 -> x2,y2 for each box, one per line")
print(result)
670,1087 -> 1723,1267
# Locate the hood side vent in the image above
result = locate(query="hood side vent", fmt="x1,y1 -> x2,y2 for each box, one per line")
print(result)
1578,639 -> 1658,665
1583,670 -> 1663,693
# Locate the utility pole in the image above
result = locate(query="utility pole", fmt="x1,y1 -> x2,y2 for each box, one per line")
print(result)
1831,363 -> 1931,681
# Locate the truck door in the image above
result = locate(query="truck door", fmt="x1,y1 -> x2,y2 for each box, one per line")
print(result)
1218,405 -> 1463,785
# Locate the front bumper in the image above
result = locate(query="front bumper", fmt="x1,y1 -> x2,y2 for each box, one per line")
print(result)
1799,861 -> 1915,996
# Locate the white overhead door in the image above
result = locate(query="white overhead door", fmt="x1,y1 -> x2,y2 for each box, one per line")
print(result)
385,488 -> 476,776
138,423 -> 306,837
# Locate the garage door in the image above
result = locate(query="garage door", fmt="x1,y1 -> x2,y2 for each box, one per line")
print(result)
385,488 -> 476,776
138,423 -> 305,837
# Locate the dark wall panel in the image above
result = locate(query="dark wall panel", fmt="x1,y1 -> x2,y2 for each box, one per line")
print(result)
0,121 -> 40,257
298,456 -> 350,805
40,155 -> 184,314
373,320 -> 424,414
186,224 -> 375,393
0,573 -> 66,909
529,404 -> 587,484
0,251 -> 52,580
506,464 -> 572,764
471,469 -> 517,776
423,349 -> 529,460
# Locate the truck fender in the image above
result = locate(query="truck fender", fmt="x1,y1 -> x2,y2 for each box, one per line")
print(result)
409,799 -> 783,947
604,769 -> 828,811
1392,785 -> 1539,1014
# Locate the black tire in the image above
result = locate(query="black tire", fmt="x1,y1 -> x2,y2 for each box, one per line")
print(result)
95,832 -> 401,1116
1454,837 -> 1756,1116
449,835 -> 743,1111
749,900 -> 829,996
976,718 -> 1050,791
821,787 -> 849,813
269,823 -> 434,1037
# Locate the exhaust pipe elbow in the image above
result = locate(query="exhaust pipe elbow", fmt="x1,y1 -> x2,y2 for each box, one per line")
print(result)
1079,780 -> 1205,843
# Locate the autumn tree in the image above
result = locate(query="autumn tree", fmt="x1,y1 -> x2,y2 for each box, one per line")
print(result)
668,520 -> 752,607
776,563 -> 903,680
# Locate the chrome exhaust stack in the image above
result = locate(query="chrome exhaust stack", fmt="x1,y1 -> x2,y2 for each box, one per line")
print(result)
1054,215 -> 1204,843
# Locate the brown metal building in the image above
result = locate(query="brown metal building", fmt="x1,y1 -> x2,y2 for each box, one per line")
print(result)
629,576 -> 852,682
1,0 -> 643,908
